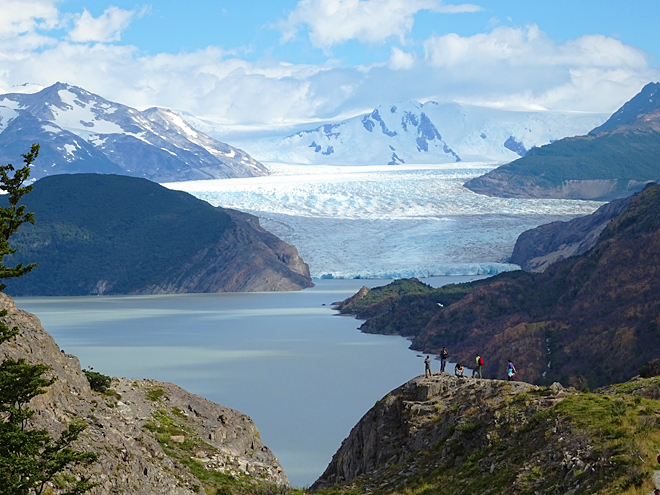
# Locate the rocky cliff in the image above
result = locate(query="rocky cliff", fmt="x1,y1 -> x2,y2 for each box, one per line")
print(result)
509,194 -> 632,272
0,293 -> 289,494
4,174 -> 313,296
312,374 -> 660,495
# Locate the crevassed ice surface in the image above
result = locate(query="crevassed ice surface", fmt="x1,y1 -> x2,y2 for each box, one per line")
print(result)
164,163 -> 604,279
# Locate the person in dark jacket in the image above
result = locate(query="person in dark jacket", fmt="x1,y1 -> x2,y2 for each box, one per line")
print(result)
440,347 -> 448,372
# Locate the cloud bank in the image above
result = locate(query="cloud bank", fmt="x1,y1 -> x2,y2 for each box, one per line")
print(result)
278,0 -> 481,48
0,0 -> 658,128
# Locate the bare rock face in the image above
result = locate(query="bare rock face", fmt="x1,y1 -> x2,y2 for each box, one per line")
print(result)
310,374 -> 537,492
510,195 -> 633,272
138,208 -> 313,294
0,293 -> 288,494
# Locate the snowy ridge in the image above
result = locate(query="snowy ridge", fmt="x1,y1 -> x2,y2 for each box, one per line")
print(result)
165,163 -> 604,279
217,101 -> 608,165
0,83 -> 267,182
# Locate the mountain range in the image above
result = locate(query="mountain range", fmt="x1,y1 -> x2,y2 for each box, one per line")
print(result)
464,82 -> 660,200
333,183 -> 660,389
0,83 -> 268,182
3,173 -> 312,296
220,100 -> 607,165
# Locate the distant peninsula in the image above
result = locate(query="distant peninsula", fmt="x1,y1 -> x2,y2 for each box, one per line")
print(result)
4,173 -> 313,296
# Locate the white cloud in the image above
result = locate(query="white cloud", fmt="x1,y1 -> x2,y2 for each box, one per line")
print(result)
0,9 -> 658,127
433,3 -> 480,13
423,25 -> 648,69
67,6 -> 142,43
0,0 -> 61,58
388,47 -> 416,70
0,0 -> 60,38
279,0 -> 481,48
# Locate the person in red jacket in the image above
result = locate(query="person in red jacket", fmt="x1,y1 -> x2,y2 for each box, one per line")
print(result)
473,353 -> 483,378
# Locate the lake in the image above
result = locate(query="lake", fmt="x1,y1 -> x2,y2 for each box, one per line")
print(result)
15,276 -> 480,487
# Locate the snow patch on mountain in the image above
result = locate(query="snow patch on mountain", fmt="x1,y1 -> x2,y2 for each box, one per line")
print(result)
0,82 -> 268,182
212,101 -> 608,166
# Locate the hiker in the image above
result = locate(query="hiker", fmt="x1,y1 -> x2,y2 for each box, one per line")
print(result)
473,353 -> 483,378
440,346 -> 448,372
507,359 -> 517,381
454,362 -> 464,378
424,355 -> 432,377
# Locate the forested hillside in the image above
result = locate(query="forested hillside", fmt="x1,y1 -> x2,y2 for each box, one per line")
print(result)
336,184 -> 660,388
3,174 -> 312,295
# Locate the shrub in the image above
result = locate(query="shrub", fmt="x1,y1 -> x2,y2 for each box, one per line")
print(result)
83,367 -> 112,393
639,358 -> 660,378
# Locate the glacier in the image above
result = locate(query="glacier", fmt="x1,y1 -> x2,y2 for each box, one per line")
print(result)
165,162 -> 604,279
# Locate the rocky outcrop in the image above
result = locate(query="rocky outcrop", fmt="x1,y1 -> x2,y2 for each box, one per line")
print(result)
510,194 -> 633,272
312,374 -> 660,494
0,293 -> 288,494
311,375 -> 538,491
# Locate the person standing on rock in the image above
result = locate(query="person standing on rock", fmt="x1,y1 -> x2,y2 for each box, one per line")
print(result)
440,347 -> 448,372
507,359 -> 517,381
473,353 -> 483,378
424,355 -> 432,378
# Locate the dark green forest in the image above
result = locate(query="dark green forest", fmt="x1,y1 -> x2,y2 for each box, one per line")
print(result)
498,130 -> 660,185
3,173 -> 234,295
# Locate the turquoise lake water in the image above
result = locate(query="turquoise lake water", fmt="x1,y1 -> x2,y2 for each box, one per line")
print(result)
15,276 -> 481,487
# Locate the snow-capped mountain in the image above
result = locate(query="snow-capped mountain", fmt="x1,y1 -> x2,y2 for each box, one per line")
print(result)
223,101 -> 608,165
0,83 -> 267,182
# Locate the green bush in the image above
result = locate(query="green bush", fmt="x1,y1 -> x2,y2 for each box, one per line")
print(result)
83,367 -> 112,393
640,359 -> 660,378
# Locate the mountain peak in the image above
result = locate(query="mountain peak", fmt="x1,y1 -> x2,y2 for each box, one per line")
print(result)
0,82 -> 268,182
589,81 -> 660,134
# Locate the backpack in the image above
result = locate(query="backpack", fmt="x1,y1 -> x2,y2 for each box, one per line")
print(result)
478,357 -> 484,366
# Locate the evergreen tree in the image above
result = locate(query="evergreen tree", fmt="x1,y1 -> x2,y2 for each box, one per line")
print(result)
0,145 -> 98,494
0,143 -> 39,292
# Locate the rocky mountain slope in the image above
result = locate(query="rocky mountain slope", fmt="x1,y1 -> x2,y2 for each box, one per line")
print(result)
222,100 -> 605,165
509,194 -> 633,272
311,373 -> 660,495
464,82 -> 660,200
4,174 -> 313,296
0,83 -> 267,182
334,183 -> 660,389
0,293 -> 290,494
590,82 -> 660,134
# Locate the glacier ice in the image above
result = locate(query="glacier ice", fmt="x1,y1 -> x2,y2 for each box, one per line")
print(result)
165,163 -> 604,279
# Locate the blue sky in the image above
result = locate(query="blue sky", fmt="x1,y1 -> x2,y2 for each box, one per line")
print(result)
1,0 -> 659,127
